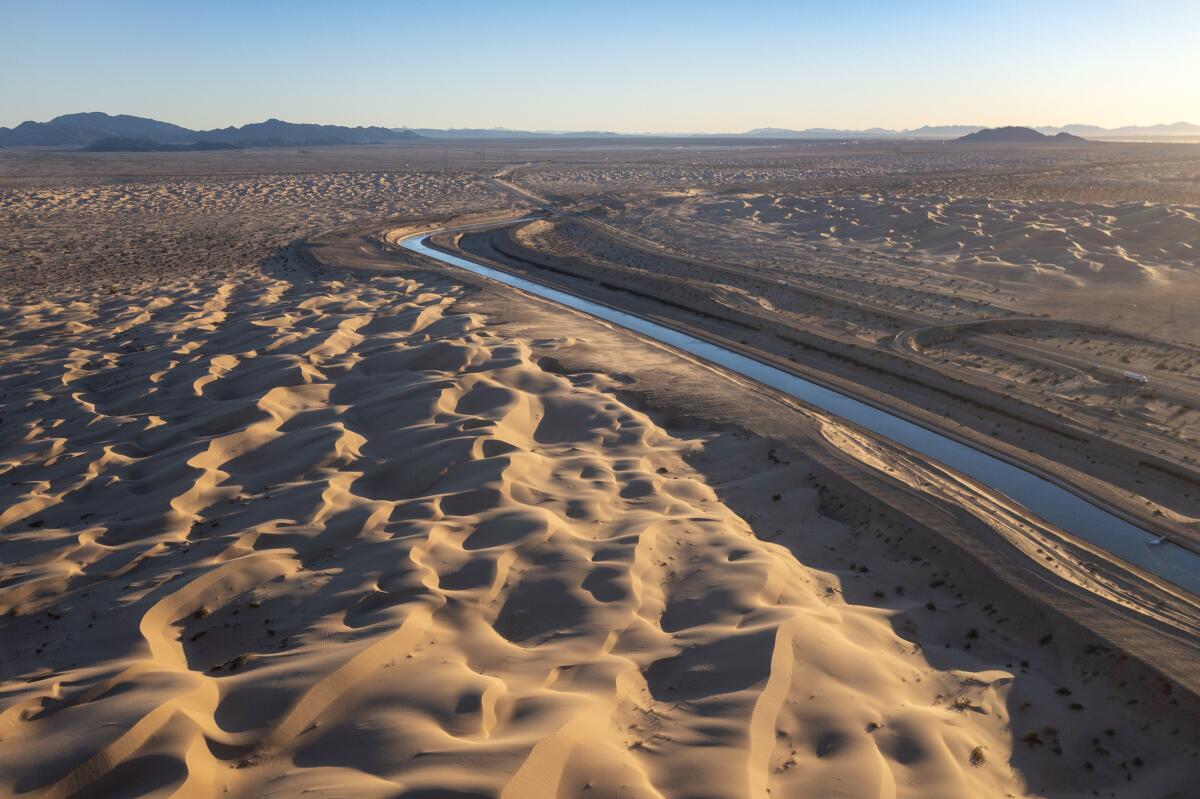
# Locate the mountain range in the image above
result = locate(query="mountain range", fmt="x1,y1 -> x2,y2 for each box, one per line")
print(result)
2,113 -> 1198,148
399,123 -> 1198,140
737,123 -> 1199,140
0,113 -> 424,148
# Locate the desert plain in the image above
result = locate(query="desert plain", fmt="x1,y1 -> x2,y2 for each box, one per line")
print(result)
1,139 -> 1199,799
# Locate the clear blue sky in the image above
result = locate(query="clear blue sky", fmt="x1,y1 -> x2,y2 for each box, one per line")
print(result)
3,0 -> 1197,131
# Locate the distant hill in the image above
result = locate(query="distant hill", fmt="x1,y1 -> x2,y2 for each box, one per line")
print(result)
407,125 -> 943,140
198,119 -> 422,146
740,123 -> 1198,141
83,137 -> 241,153
1037,121 -> 1200,139
0,113 -> 195,146
955,126 -> 1089,144
902,125 -> 989,138
0,112 -> 425,148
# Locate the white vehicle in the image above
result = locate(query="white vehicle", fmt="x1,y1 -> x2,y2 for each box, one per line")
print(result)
1122,370 -> 1149,384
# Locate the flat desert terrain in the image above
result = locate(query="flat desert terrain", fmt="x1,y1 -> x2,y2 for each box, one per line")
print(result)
2,141 -> 1199,799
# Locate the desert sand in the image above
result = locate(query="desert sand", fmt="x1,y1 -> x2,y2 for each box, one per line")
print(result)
480,150 -> 1200,543
671,193 -> 1198,285
2,144 -> 1199,798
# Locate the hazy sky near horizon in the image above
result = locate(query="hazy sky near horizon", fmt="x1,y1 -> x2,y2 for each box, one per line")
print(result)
3,0 -> 1198,132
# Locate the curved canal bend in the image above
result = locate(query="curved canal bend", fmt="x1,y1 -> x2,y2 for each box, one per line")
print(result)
399,225 -> 1200,596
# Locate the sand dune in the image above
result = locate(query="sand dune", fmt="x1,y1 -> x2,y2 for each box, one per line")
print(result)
685,194 -> 1199,286
0,240 -> 1195,798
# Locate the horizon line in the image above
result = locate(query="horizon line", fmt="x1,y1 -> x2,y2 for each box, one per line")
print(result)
3,111 -> 1200,137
